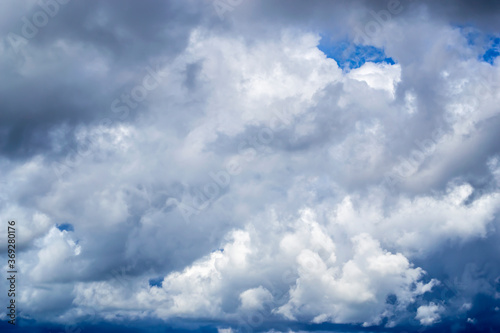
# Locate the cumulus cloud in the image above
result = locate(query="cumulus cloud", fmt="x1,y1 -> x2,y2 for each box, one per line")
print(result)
0,0 -> 500,332
415,302 -> 444,326
68,208 -> 438,328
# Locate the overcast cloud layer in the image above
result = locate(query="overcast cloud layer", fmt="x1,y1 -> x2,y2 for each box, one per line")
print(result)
1,1 -> 500,332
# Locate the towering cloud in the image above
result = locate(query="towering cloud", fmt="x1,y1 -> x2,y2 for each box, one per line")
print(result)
0,1 -> 499,332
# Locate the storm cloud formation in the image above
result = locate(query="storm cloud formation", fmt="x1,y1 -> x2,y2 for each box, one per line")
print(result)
1,0 -> 500,332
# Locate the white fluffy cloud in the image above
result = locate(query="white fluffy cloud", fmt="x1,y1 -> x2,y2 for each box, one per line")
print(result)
70,208 -> 438,326
415,302 -> 444,326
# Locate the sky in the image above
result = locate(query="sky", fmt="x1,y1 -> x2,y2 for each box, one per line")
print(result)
1,0 -> 500,332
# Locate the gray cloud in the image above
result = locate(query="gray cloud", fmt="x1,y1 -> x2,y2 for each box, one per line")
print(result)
0,1 -> 499,331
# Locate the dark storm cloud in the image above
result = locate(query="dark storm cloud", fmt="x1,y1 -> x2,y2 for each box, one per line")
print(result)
22,0 -> 204,64
0,0 -> 208,159
2,0 -> 499,159
422,0 -> 500,32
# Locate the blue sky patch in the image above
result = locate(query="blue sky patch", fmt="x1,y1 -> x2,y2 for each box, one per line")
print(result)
56,223 -> 74,232
459,27 -> 500,64
483,37 -> 500,64
317,36 -> 395,70
148,277 -> 164,288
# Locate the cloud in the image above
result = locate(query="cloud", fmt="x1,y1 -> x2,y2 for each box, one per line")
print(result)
277,230 -> 434,326
415,302 -> 444,326
67,208 -> 439,328
347,61 -> 401,97
1,0 -> 500,332
239,286 -> 274,311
